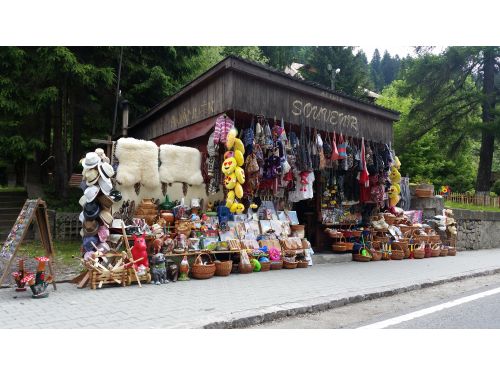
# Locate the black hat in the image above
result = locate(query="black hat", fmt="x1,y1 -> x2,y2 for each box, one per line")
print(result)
83,201 -> 100,220
109,189 -> 122,202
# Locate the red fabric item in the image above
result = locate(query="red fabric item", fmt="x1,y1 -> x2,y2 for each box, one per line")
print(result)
359,137 -> 370,187
331,131 -> 341,160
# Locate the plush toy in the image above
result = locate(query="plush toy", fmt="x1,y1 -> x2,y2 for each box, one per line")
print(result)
268,247 -> 281,261
389,166 -> 401,184
235,166 -> 245,184
150,252 -> 168,285
222,132 -> 246,214
234,150 -> 244,167
234,138 -> 245,155
234,202 -> 245,214
224,173 -> 237,189
206,201 -> 214,212
234,182 -> 244,199
388,185 -> 400,207
131,233 -> 149,271
222,156 -> 237,176
226,128 -> 238,150
250,258 -> 261,272
226,190 -> 235,208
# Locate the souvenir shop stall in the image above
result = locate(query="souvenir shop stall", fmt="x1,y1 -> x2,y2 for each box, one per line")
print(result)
72,56 -> 459,289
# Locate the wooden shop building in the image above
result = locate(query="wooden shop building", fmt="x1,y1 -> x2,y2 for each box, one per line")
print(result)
127,56 -> 400,251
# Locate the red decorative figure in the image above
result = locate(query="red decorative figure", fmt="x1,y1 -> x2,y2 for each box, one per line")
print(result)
131,233 -> 149,274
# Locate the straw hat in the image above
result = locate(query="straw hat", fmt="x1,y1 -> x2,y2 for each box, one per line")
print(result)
84,168 -> 99,185
99,208 -> 113,227
83,220 -> 99,236
97,194 -> 114,209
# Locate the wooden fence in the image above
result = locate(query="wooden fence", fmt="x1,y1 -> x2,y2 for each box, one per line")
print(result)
55,212 -> 81,240
439,192 -> 500,208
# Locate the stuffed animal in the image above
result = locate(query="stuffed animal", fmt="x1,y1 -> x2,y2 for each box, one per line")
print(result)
388,185 -> 400,207
224,173 -> 237,189
131,233 -> 149,270
221,156 -> 237,175
389,166 -> 401,184
226,128 -> 238,150
235,166 -> 245,184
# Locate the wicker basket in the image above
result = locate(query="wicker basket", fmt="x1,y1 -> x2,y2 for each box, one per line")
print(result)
283,260 -> 298,269
270,260 -> 283,270
297,260 -> 309,268
353,253 -> 372,262
430,246 -> 441,257
342,242 -> 355,251
424,246 -> 432,258
381,251 -> 391,261
332,243 -> 348,252
392,242 -> 410,259
413,248 -> 426,259
238,263 -> 254,274
369,249 -> 382,261
439,248 -> 448,256
447,247 -> 457,256
390,249 -> 405,260
259,261 -> 271,272
214,260 -> 233,277
191,254 -> 216,279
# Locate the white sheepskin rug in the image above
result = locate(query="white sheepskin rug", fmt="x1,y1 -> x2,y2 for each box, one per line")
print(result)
159,144 -> 204,185
115,137 -> 160,188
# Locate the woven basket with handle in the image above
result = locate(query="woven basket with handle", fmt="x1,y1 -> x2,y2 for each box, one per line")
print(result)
191,253 -> 216,279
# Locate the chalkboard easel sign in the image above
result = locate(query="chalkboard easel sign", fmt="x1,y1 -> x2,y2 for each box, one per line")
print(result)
0,199 -> 56,289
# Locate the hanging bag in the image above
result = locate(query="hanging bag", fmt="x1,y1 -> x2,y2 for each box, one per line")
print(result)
331,131 -> 341,161
337,133 -> 347,159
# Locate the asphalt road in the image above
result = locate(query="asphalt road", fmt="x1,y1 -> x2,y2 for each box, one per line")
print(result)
252,273 -> 500,329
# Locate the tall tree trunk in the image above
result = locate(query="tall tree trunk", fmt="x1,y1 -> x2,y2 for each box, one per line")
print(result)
40,107 -> 52,184
475,48 -> 496,194
71,90 -> 83,173
53,80 -> 69,199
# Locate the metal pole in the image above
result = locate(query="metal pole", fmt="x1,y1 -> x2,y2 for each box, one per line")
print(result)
112,46 -> 124,136
122,100 -> 129,137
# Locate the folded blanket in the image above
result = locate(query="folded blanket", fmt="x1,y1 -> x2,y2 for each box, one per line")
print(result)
159,144 -> 203,185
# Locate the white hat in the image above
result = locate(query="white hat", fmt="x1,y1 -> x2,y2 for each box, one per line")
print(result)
82,152 -> 100,169
98,177 -> 112,195
98,161 -> 114,185
111,219 -> 124,229
79,211 -> 85,224
84,185 -> 100,203
95,148 -> 105,157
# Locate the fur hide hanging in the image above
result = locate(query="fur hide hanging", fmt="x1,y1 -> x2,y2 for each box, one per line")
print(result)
159,144 -> 204,185
115,137 -> 160,188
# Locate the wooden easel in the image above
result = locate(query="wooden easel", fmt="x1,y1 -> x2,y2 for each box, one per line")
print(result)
0,199 -> 57,289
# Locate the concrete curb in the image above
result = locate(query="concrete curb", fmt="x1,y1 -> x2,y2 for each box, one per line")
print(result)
203,267 -> 500,329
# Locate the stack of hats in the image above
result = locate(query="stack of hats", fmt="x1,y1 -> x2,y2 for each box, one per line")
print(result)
79,149 -> 119,259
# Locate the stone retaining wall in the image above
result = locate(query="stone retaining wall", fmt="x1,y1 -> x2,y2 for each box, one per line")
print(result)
454,209 -> 500,250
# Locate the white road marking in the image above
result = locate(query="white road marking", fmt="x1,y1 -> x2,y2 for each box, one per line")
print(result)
357,285 -> 500,329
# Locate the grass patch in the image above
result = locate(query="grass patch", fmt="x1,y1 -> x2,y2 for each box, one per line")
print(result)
444,201 -> 500,212
17,240 -> 82,271
0,186 -> 26,193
